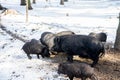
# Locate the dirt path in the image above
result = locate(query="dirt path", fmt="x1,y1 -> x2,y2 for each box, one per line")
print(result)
0,25 -> 28,43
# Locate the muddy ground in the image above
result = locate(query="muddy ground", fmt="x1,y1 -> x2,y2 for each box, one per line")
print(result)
51,50 -> 120,80
94,51 -> 120,80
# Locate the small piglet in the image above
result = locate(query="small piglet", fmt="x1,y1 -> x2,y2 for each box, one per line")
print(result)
58,61 -> 98,80
22,39 -> 50,59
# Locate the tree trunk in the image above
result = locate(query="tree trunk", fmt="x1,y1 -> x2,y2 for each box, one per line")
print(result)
64,0 -> 68,2
28,0 -> 33,10
60,0 -> 64,5
114,13 -> 120,51
0,4 -> 3,10
32,0 -> 36,4
20,0 -> 26,5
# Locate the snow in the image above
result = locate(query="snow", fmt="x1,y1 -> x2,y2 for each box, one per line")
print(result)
0,0 -> 120,80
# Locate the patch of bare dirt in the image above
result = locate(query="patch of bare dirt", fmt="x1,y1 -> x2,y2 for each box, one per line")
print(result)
94,51 -> 120,80
51,51 -> 120,80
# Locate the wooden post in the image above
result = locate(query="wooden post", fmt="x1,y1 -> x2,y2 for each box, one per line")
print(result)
26,0 -> 28,22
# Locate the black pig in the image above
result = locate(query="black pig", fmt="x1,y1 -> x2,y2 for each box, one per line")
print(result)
40,31 -> 75,55
51,35 -> 105,67
58,61 -> 98,80
22,39 -> 50,59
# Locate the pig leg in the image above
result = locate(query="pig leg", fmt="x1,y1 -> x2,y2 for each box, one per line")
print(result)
68,75 -> 74,80
81,77 -> 87,80
37,54 -> 40,59
91,57 -> 99,67
27,54 -> 32,59
67,54 -> 73,62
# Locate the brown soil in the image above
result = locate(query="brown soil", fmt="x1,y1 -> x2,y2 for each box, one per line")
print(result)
94,51 -> 120,80
50,51 -> 120,80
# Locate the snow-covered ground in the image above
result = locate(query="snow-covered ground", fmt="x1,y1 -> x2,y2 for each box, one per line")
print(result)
0,0 -> 120,80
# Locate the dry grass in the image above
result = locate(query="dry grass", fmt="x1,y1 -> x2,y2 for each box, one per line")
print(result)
50,51 -> 120,80
94,51 -> 120,80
